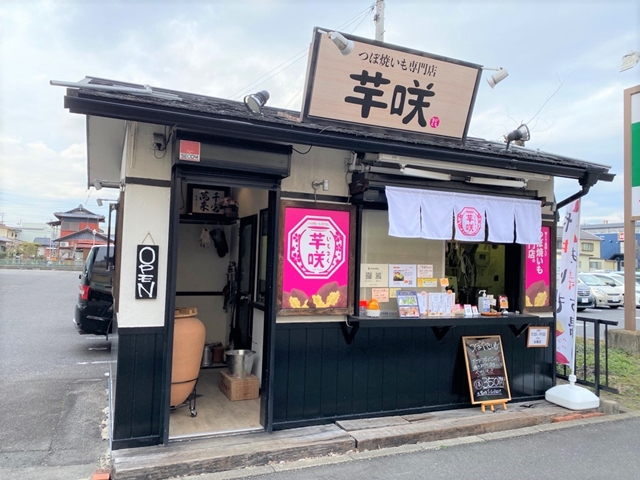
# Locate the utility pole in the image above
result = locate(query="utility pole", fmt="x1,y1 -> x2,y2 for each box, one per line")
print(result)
0,212 -> 5,225
374,0 -> 385,42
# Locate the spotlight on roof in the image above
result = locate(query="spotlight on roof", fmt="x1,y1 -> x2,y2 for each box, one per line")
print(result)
317,29 -> 355,56
93,179 -> 122,190
505,124 -> 530,150
244,90 -> 270,115
620,51 -> 640,72
484,67 -> 509,88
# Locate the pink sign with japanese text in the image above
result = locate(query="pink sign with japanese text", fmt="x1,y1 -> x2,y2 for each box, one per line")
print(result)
278,201 -> 355,315
525,226 -> 551,308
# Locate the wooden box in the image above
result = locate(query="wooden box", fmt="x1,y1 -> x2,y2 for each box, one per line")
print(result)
219,370 -> 259,401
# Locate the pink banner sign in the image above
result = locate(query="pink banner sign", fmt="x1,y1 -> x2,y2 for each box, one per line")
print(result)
279,203 -> 353,314
525,226 -> 551,308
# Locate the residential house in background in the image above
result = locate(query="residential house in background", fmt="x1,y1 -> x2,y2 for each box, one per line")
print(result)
47,205 -> 106,261
0,224 -> 21,253
33,237 -> 56,259
582,221 -> 640,271
16,222 -> 54,243
556,229 -> 616,273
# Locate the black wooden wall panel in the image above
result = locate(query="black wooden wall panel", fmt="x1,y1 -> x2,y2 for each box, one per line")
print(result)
273,319 -> 555,429
112,328 -> 165,449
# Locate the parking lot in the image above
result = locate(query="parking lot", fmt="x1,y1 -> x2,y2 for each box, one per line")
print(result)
0,269 -> 110,480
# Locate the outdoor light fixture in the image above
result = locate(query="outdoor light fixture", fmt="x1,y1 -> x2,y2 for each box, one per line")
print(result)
505,124 -> 530,150
467,176 -> 526,188
620,51 -> 640,72
96,198 -> 117,207
484,67 -> 509,88
317,29 -> 355,56
375,153 -> 550,182
244,90 -> 270,115
92,179 -> 122,190
367,165 -> 451,181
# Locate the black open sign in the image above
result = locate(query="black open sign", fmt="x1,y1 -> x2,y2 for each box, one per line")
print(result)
136,245 -> 158,299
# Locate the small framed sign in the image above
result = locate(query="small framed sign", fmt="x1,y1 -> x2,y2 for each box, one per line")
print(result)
187,184 -> 230,216
527,326 -> 550,348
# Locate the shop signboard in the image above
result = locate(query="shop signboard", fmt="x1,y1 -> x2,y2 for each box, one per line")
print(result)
277,200 -> 355,316
524,225 -> 551,309
629,87 -> 640,218
462,335 -> 511,411
301,28 -> 482,142
135,245 -> 158,299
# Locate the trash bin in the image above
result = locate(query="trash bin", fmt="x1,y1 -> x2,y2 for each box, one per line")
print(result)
226,349 -> 256,378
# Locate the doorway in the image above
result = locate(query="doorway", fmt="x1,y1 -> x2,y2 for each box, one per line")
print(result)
169,183 -> 269,439
231,215 -> 257,350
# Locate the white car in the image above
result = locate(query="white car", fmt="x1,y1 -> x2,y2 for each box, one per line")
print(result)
577,273 -> 623,309
594,272 -> 640,307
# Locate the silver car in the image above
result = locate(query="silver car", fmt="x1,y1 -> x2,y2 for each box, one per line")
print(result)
578,273 -> 623,309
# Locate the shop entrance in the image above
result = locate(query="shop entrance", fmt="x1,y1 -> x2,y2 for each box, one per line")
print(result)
168,180 -> 272,440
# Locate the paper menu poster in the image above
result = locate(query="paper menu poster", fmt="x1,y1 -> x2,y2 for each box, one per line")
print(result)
428,292 -> 454,316
417,277 -> 438,287
389,264 -> 417,287
417,291 -> 428,316
371,288 -> 389,303
360,264 -> 389,287
389,287 -> 400,298
417,264 -> 433,278
396,290 -> 420,318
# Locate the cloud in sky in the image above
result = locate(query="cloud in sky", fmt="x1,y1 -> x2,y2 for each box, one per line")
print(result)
0,0 -> 638,227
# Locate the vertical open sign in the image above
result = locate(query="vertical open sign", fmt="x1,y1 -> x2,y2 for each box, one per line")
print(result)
136,245 -> 159,299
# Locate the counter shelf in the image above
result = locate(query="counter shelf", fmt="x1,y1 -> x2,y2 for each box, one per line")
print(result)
343,313 -> 550,343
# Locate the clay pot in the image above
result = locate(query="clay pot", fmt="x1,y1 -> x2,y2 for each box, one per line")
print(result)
171,308 -> 206,407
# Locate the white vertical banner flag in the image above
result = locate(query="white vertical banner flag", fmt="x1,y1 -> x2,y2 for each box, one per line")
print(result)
556,199 -> 581,370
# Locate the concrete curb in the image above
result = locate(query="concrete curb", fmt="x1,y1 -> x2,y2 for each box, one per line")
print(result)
174,411 -> 640,479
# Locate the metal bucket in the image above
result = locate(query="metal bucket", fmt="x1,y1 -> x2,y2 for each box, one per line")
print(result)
226,349 -> 256,378
201,344 -> 213,368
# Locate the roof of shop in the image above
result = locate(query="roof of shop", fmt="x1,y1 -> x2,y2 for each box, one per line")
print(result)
62,77 -> 615,185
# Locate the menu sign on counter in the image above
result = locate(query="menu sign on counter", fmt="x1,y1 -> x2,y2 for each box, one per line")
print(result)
461,335 -> 511,412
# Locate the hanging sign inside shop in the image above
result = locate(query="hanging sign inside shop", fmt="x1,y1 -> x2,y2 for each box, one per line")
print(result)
277,200 -> 356,316
136,245 -> 159,299
524,225 -> 551,309
462,335 -> 511,412
301,28 -> 482,142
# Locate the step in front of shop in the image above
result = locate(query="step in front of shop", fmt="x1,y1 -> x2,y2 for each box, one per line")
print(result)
111,424 -> 356,480
111,401 -> 607,479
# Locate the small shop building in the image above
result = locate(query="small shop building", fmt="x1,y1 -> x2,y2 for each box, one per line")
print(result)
54,29 -> 614,450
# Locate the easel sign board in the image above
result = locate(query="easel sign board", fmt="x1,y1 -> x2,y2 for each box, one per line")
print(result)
461,335 -> 511,409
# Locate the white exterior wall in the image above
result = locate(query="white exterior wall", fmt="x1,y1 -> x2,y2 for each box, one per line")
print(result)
282,146 -> 350,197
117,123 -> 172,328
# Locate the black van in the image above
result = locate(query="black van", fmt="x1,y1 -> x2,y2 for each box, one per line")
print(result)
74,245 -> 114,336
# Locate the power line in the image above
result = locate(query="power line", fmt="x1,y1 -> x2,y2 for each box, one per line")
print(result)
229,3 -> 376,100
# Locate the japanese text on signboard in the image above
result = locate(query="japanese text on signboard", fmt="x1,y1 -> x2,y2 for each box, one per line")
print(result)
525,226 -> 550,308
302,29 -> 480,140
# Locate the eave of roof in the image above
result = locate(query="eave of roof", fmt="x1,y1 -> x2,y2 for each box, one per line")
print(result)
62,77 -> 614,184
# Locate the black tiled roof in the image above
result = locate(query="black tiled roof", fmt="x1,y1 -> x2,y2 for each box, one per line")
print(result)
63,76 -> 614,182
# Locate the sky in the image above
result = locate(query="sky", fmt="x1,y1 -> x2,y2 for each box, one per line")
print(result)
0,0 -> 639,229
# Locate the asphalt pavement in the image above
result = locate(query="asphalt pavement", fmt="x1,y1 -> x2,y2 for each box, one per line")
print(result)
182,414 -> 640,480
0,269 -> 110,480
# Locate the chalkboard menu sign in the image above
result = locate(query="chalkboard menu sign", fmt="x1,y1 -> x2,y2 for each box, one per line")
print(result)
461,335 -> 511,409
